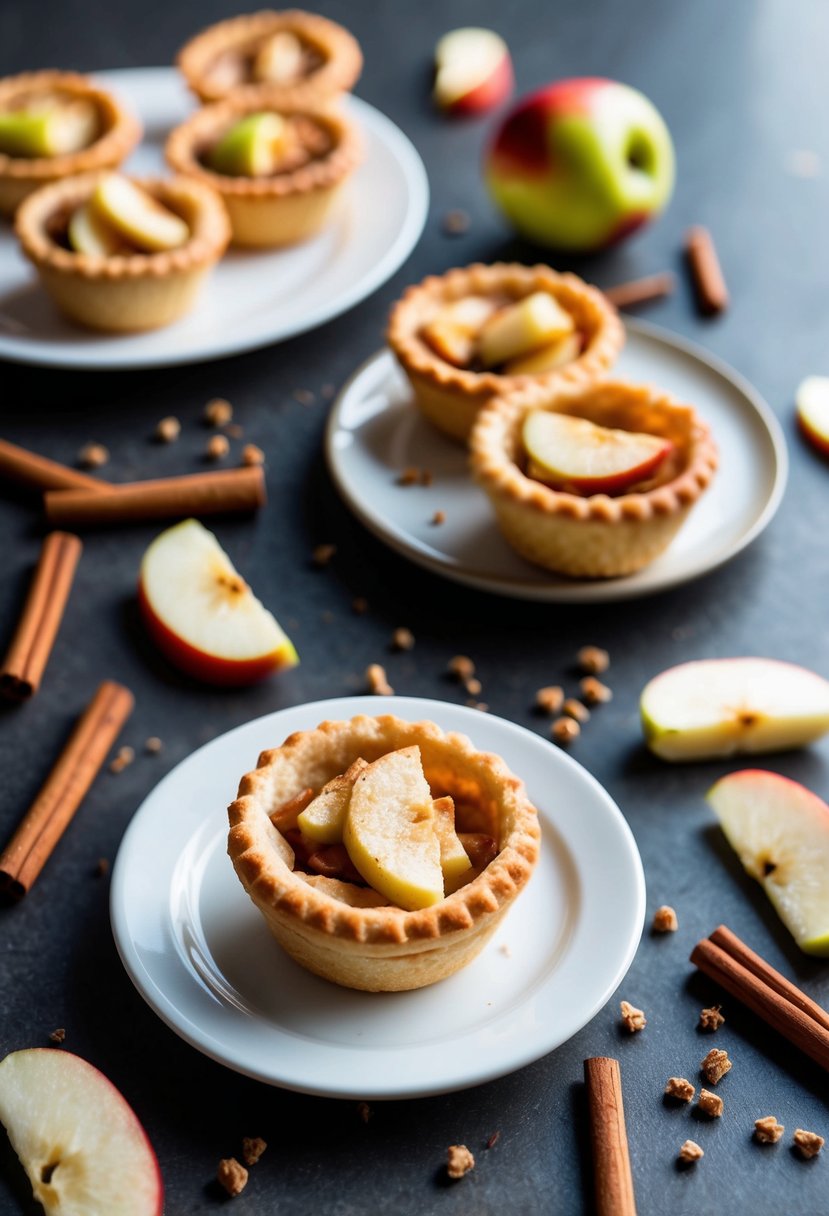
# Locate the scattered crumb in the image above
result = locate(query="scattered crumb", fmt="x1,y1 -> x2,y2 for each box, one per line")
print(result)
205,434 -> 229,461
217,1157 -> 248,1197
431,510 -> 446,526
356,1101 -> 372,1123
552,717 -> 580,746
535,685 -> 564,714
321,609 -> 334,624
786,149 -> 821,178
94,857 -> 110,877
225,423 -> 244,439
154,416 -> 180,444
397,466 -> 420,486
652,905 -> 678,933
449,655 -> 475,681
563,698 -> 590,723
665,1077 -> 695,1102
293,388 -> 315,406
699,1006 -> 725,1033
204,398 -> 233,427
754,1116 -> 784,1145
241,443 -> 265,466
321,383 -> 336,400
442,208 -> 471,236
352,596 -> 368,615
109,745 -> 135,774
465,677 -> 482,697
311,543 -> 336,567
468,701 -> 489,712
678,1139 -> 704,1165
49,1027 -> 66,1045
144,736 -> 163,755
78,442 -> 109,469
485,1131 -> 500,1150
499,943 -> 511,958
580,676 -> 612,705
577,645 -> 609,675
701,1047 -> 731,1085
794,1129 -> 824,1159
420,468 -> 433,486
446,1144 -> 475,1180
366,663 -> 393,695
620,1000 -> 646,1033
392,627 -> 415,651
241,1137 -> 267,1166
697,1088 -> 723,1118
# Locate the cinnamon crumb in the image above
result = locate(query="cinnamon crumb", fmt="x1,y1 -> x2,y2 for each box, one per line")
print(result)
205,434 -> 229,461
577,645 -> 609,674
754,1115 -> 784,1144
664,1077 -> 695,1102
697,1088 -> 723,1118
94,857 -> 109,877
419,468 -> 433,486
321,609 -> 334,624
49,1027 -> 66,1044
794,1129 -> 824,1159
77,442 -> 109,469
241,443 -> 265,467
109,745 -> 135,774
311,543 -> 336,567
499,943 -> 511,957
321,383 -> 336,400
293,388 -> 315,406
699,1006 -> 725,1032
468,701 -> 489,712
580,676 -> 612,705
356,1101 -> 372,1123
204,398 -> 233,427
465,677 -> 482,696
154,416 -> 180,443
431,510 -> 446,525
535,685 -> 564,714
701,1047 -> 731,1084
486,1130 -> 500,1149
652,905 -> 678,932
217,1157 -> 248,1196
552,717 -> 580,746
442,209 -> 470,236
446,1144 -> 475,1179
620,1000 -> 646,1032
352,596 -> 368,614
678,1139 -> 703,1164
563,698 -> 590,723
397,466 -> 420,486
449,655 -> 475,681
144,736 -> 163,755
241,1137 -> 267,1166
391,627 -> 415,651
366,664 -> 393,695
226,423 -> 244,439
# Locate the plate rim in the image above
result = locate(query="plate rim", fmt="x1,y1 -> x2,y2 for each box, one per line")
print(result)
0,68 -> 429,371
325,317 -> 789,604
109,695 -> 646,1099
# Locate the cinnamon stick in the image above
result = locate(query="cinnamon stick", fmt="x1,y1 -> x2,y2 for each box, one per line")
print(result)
709,925 -> 829,1034
0,532 -> 82,701
684,226 -> 729,314
690,937 -> 829,1072
44,466 -> 266,527
604,272 -> 675,310
0,437 -> 110,495
584,1057 -> 637,1216
0,680 -> 134,899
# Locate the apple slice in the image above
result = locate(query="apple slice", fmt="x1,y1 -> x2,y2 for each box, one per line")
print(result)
90,175 -> 189,253
641,658 -> 829,761
434,28 -> 514,116
299,873 -> 390,907
253,31 -> 305,84
138,518 -> 298,686
343,746 -> 444,910
0,99 -> 98,158
0,1049 -> 162,1215
207,112 -> 288,178
504,331 -> 582,375
432,795 -> 472,884
67,201 -> 128,257
708,770 -> 829,955
297,758 -> 369,844
421,296 -> 498,366
522,409 -> 673,494
796,375 -> 829,458
478,292 -> 575,367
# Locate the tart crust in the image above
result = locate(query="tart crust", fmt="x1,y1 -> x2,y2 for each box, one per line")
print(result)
0,71 -> 141,217
387,263 -> 625,443
165,98 -> 362,247
227,714 -> 540,992
15,172 -> 231,332
177,9 -> 363,107
469,379 -> 718,578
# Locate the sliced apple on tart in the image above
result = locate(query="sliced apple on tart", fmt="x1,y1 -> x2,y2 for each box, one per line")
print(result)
522,409 -> 673,495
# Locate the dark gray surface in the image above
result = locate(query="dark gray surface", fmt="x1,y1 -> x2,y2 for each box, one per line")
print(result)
1,1 -> 828,1212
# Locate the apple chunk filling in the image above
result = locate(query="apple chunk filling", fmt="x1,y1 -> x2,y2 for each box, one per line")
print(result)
521,409 -> 674,496
59,174 -> 191,257
205,113 -> 333,179
0,95 -> 99,158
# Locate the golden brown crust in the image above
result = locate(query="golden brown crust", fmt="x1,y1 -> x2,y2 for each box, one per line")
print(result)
177,9 -> 362,106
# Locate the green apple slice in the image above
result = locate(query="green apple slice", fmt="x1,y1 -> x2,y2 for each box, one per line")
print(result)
207,113 -> 287,178
297,758 -> 369,844
523,409 -> 672,494
708,770 -> 829,955
432,796 -> 472,884
91,175 -> 189,253
67,202 -> 127,257
343,746 -> 443,910
0,99 -> 98,158
478,292 -> 574,367
641,658 -> 829,761
253,31 -> 304,84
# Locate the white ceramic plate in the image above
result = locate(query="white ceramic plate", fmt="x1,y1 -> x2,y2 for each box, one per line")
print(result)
326,321 -> 788,602
110,696 -> 644,1099
0,68 -> 428,369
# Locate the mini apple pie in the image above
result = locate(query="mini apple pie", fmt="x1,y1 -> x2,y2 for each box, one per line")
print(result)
165,98 -> 361,247
387,263 -> 625,442
469,378 -> 718,578
227,714 -> 540,992
0,71 -> 141,216
177,10 -> 362,107
15,171 -> 230,331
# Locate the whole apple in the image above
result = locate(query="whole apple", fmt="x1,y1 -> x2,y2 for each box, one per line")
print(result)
485,78 -> 675,251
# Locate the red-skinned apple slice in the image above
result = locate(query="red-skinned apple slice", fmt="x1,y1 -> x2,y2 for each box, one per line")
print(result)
434,28 -> 513,116
138,518 -> 298,685
522,409 -> 672,494
0,1048 -> 163,1216
796,375 -> 829,457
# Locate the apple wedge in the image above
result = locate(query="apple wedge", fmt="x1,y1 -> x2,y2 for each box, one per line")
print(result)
68,201 -> 128,257
434,28 -> 513,116
421,296 -> 498,367
523,410 -> 673,494
796,375 -> 829,458
343,746 -> 444,910
297,758 -> 369,844
91,174 -> 189,252
208,112 -> 288,178
641,658 -> 829,761
0,99 -> 98,158
298,873 -> 390,907
0,1049 -> 162,1215
432,795 -> 472,884
478,292 -> 574,367
138,518 -> 298,686
504,331 -> 581,375
253,31 -> 305,84
708,770 -> 829,955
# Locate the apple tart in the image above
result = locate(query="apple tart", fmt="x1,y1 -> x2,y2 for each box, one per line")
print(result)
177,9 -> 362,107
0,71 -> 141,216
387,263 -> 625,442
469,378 -> 718,578
227,714 -> 540,992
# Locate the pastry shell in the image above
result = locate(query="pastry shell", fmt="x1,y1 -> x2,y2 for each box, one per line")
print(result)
469,379 -> 718,578
0,71 -> 141,217
15,172 -> 231,332
177,9 -> 362,107
165,98 -> 362,247
227,714 -> 540,992
387,263 -> 625,443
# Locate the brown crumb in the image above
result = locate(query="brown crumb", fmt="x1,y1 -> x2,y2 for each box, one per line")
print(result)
485,1130 -> 500,1150
154,416 -> 180,443
697,1088 -> 723,1118
241,1137 -> 267,1166
217,1157 -> 248,1196
77,442 -> 109,469
144,736 -> 163,755
535,685 -> 564,714
446,1144 -> 475,1180
620,1000 -> 646,1032
431,510 -> 446,525
499,943 -> 511,957
449,655 -> 475,681
442,208 -> 470,236
794,1129 -> 824,1159
366,663 -> 393,695
664,1077 -> 695,1102
754,1116 -> 784,1144
699,1005 -> 725,1032
204,398 -> 233,427
397,466 -> 420,486
465,677 -> 482,697
205,434 -> 229,461
678,1140 -> 704,1164
109,745 -> 135,774
392,627 -> 415,651
241,443 -> 265,467
225,423 -> 244,439
577,645 -> 609,675
293,388 -> 315,406
356,1101 -> 372,1124
701,1047 -> 731,1085
311,543 -> 336,567
652,905 -> 678,933
352,596 -> 369,614
49,1027 -> 66,1045
580,676 -> 612,705
321,609 -> 334,624
468,701 -> 489,712
563,698 -> 590,723
321,383 -> 336,400
94,857 -> 109,877
419,468 -> 433,486
552,717 -> 580,746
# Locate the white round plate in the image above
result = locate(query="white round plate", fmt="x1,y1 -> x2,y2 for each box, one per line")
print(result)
0,68 -> 428,369
326,320 -> 788,602
110,696 -> 644,1099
